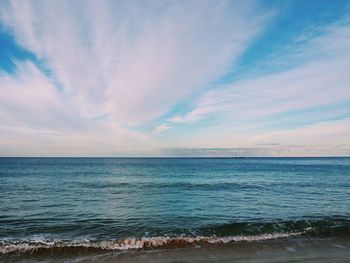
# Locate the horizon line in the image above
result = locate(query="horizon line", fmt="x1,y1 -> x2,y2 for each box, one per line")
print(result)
1,156 -> 349,158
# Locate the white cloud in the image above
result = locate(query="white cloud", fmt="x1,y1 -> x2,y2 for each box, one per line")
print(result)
160,20 -> 350,155
0,61 -> 154,156
0,0 -> 269,125
169,20 -> 350,127
0,1 -> 349,156
0,0 -> 272,155
154,124 -> 172,133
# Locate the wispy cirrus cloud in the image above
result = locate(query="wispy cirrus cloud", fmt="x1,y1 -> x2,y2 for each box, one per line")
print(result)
0,0 -> 271,155
0,0 -> 269,124
167,19 -> 350,130
0,61 -> 152,156
156,17 -> 350,155
0,1 -> 349,156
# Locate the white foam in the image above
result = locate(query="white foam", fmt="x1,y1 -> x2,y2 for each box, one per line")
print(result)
0,232 -> 302,254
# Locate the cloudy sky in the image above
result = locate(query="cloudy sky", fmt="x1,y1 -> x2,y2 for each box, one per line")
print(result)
0,0 -> 349,157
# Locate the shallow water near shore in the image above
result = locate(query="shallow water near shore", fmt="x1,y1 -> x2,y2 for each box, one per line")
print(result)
1,157 -> 350,262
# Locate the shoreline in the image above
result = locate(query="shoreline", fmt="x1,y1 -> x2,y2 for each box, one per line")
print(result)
2,236 -> 350,263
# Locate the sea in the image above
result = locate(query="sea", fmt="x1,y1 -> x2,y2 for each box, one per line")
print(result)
0,157 -> 349,262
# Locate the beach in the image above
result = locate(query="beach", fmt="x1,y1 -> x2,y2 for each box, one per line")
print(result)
1,0 -> 350,261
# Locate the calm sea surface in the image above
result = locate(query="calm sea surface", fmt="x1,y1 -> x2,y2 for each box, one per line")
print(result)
1,157 -> 350,262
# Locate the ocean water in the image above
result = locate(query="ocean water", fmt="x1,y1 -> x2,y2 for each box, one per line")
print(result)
1,157 -> 350,262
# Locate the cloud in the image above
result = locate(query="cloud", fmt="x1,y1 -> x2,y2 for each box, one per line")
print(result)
0,0 -> 272,156
0,1 -> 349,156
0,0 -> 269,125
155,124 -> 172,133
158,18 -> 350,156
168,19 -> 350,128
0,61 -> 153,156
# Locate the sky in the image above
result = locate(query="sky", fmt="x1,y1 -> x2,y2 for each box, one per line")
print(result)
0,0 -> 349,157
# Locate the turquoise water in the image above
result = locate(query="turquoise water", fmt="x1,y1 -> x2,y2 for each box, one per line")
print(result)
0,157 -> 350,260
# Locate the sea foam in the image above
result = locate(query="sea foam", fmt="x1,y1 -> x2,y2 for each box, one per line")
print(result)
0,232 -> 302,254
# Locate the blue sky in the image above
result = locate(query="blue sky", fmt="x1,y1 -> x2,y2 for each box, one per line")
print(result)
0,0 -> 349,156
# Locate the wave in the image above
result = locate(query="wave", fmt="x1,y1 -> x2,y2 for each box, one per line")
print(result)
0,232 -> 302,254
1,217 -> 349,254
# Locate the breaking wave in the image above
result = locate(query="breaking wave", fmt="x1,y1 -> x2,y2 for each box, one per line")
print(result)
0,232 -> 302,254
2,217 -> 349,254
